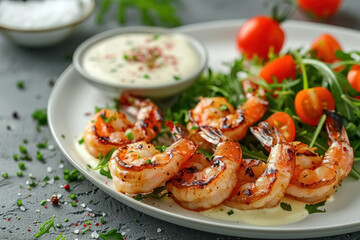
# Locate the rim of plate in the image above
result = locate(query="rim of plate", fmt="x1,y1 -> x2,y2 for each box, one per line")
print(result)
48,19 -> 360,238
72,26 -> 208,90
0,0 -> 95,32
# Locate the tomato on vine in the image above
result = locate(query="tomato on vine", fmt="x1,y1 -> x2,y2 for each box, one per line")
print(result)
265,112 -> 296,142
236,16 -> 285,61
297,0 -> 342,19
310,34 -> 342,63
295,87 -> 335,125
259,55 -> 296,84
347,65 -> 360,93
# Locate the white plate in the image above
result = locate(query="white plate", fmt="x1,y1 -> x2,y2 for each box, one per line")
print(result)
48,20 -> 360,239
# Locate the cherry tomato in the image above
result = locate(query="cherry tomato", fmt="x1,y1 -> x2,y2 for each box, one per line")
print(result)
310,34 -> 342,63
259,55 -> 296,84
294,87 -> 335,125
298,0 -> 342,19
237,16 -> 285,61
265,112 -> 296,142
347,65 -> 360,92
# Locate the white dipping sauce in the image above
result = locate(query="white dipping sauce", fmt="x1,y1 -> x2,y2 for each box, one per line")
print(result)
0,0 -> 84,30
82,34 -> 199,85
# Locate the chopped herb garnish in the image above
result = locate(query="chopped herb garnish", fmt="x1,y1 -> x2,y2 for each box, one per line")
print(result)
100,113 -> 116,123
227,210 -> 234,216
37,139 -> 48,148
134,186 -> 167,201
125,132 -> 134,141
2,173 -> 8,178
29,181 -> 37,187
32,109 -> 47,127
61,134 -> 65,139
55,234 -> 65,240
36,151 -> 44,161
64,169 -> 84,183
78,138 -> 84,144
190,126 -> 199,130
88,148 -> 115,179
145,160 -> 152,164
70,193 -> 76,200
19,145 -> 27,154
153,34 -> 160,41
13,154 -> 19,161
196,149 -> 212,159
71,202 -> 77,207
123,54 -> 129,60
17,81 -> 25,90
98,229 -> 124,240
220,104 -> 228,111
155,145 -> 167,153
82,228 -> 91,234
23,139 -> 28,144
34,215 -> 56,238
54,176 -> 59,181
18,162 -> 26,170
280,202 -> 292,211
101,217 -> 106,224
64,218 -> 68,222
173,75 -> 180,81
305,201 -> 326,214
143,74 -> 150,79
17,200 -> 22,206
40,200 -> 46,205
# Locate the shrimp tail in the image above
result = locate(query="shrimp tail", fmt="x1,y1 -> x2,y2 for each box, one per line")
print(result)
198,126 -> 227,146
166,121 -> 188,141
324,110 -> 348,143
250,121 -> 285,151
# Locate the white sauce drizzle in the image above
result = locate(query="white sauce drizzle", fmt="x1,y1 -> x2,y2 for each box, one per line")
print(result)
74,137 -> 314,227
82,34 -> 199,85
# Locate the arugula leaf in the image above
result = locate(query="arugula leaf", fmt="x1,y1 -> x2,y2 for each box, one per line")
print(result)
88,148 -> 116,179
134,186 -> 167,201
305,201 -> 326,214
99,229 -> 124,240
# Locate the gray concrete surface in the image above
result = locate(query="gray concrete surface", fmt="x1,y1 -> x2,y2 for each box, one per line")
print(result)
1,0 -> 360,239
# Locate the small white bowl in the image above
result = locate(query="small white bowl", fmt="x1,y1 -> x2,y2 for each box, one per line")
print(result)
73,27 -> 208,98
0,0 -> 95,47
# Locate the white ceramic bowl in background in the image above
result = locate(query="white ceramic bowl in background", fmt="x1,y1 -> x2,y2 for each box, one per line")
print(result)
73,27 -> 208,98
0,0 -> 95,47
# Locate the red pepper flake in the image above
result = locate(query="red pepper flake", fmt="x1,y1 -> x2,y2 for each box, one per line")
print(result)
87,213 -> 90,216
83,224 -> 87,227
63,184 -> 70,191
169,205 -> 172,207
45,206 -> 47,209
7,218 -> 11,221
75,223 -> 78,227
101,224 -> 103,226
28,229 -> 31,232
95,223 -> 99,226
89,223 -> 92,225
75,200 -> 78,203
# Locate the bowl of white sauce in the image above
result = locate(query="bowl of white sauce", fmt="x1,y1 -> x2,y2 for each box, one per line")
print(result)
73,27 -> 208,98
0,0 -> 95,47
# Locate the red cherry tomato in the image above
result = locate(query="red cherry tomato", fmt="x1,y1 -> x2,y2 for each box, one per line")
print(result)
310,34 -> 342,63
295,87 -> 335,125
298,0 -> 342,19
237,16 -> 285,61
265,112 -> 296,142
259,55 -> 296,84
347,65 -> 360,92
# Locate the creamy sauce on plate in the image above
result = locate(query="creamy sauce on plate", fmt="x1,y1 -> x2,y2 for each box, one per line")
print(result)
82,34 -> 199,85
75,138 -> 313,227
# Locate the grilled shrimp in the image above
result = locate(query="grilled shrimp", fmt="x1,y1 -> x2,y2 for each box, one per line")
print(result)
108,132 -> 197,194
285,110 -> 353,203
166,125 -> 242,211
224,122 -> 295,210
187,94 -> 267,141
83,94 -> 163,157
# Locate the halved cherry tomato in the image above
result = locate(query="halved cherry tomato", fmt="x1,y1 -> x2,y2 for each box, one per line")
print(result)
265,112 -> 296,142
259,55 -> 296,84
237,16 -> 285,61
310,34 -> 342,63
347,65 -> 360,92
298,0 -> 342,19
294,87 -> 335,125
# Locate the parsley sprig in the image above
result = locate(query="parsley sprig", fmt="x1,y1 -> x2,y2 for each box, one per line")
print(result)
88,148 -> 116,179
